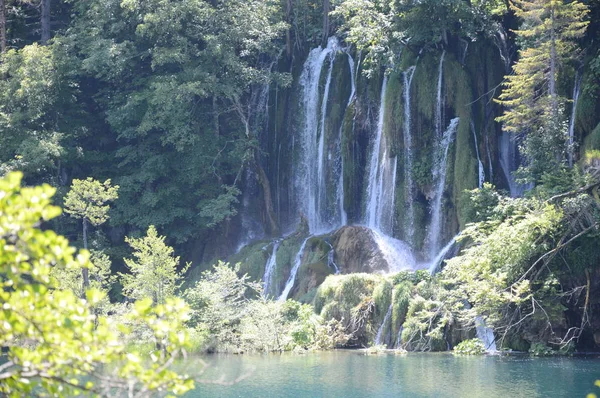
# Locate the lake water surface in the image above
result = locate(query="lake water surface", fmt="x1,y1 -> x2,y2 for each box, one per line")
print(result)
185,350 -> 600,397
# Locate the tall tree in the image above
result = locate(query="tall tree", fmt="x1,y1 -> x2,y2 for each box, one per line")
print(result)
0,172 -> 193,397
120,226 -> 188,305
497,0 -> 588,178
0,0 -> 6,52
64,177 -> 118,292
41,0 -> 51,43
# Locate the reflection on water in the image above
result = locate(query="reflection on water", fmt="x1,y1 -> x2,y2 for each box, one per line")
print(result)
183,351 -> 600,397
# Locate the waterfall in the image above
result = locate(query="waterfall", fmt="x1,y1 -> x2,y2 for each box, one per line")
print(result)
279,236 -> 311,301
263,240 -> 281,297
427,118 -> 459,259
403,66 -> 417,242
471,121 -> 485,188
435,52 -> 446,139
366,75 -> 397,234
374,303 -> 393,346
336,52 -> 356,227
475,316 -> 497,353
316,46 -> 336,229
568,71 -> 582,167
295,37 -> 339,234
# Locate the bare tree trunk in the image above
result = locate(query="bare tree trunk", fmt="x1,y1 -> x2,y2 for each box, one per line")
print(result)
41,0 -> 51,44
82,218 -> 90,294
0,0 -> 5,53
286,0 -> 293,57
322,0 -> 330,45
549,6 -> 558,120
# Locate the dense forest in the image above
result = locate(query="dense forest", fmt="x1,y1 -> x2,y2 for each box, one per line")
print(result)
1,0 -> 600,396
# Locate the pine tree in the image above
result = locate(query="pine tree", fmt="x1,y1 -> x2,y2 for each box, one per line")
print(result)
497,0 -> 588,178
120,226 -> 189,305
64,178 -> 118,292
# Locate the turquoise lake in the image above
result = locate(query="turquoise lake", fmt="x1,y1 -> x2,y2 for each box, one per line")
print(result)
185,351 -> 600,397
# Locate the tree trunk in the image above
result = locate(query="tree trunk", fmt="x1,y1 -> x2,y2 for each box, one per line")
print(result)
254,159 -> 280,237
41,0 -> 51,44
0,0 -> 5,53
549,6 -> 558,120
82,218 -> 90,294
322,0 -> 330,45
286,0 -> 293,58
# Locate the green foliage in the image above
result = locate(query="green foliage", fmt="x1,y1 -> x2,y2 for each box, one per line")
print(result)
64,177 -> 119,226
528,342 -> 555,356
0,42 -> 82,179
0,172 -> 193,397
185,262 -> 347,352
120,226 -> 189,305
453,338 -> 486,355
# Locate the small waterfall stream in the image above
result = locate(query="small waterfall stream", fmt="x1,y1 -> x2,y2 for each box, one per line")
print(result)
471,121 -> 485,188
475,316 -> 497,353
568,71 -> 582,167
403,66 -> 417,242
279,236 -> 312,301
263,240 -> 281,297
427,118 -> 459,259
375,303 -> 393,346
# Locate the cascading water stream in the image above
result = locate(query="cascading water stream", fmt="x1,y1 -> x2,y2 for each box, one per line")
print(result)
403,66 -> 417,242
427,118 -> 459,260
475,316 -> 497,353
568,71 -> 582,167
279,236 -> 312,301
336,51 -> 356,227
363,74 -> 416,272
316,47 -> 337,228
366,75 -> 397,234
471,121 -> 485,188
375,303 -> 393,346
296,37 -> 339,234
263,240 -> 281,297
